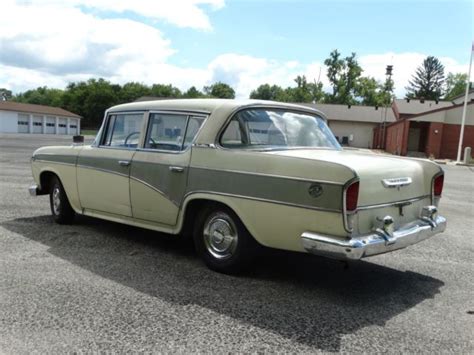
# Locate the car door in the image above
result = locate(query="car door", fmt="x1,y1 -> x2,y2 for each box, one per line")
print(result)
130,112 -> 206,226
77,112 -> 144,217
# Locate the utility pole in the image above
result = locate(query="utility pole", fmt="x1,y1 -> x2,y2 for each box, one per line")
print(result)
456,42 -> 473,163
381,64 -> 393,149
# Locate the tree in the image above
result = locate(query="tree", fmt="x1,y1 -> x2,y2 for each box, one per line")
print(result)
150,84 -> 182,98
13,86 -> 64,106
380,76 -> 395,105
356,76 -> 394,106
120,82 -> 151,102
324,50 -> 362,104
250,84 -> 284,101
355,77 -> 379,106
0,88 -> 12,101
183,86 -> 205,98
204,82 -> 235,99
444,72 -> 469,100
250,76 -> 324,103
61,78 -> 120,128
405,56 -> 445,100
286,75 -> 324,103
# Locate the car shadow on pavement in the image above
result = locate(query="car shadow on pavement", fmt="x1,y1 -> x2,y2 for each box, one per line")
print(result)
2,215 -> 445,352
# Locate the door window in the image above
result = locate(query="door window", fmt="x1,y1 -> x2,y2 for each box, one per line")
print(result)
102,113 -> 143,148
145,114 -> 206,151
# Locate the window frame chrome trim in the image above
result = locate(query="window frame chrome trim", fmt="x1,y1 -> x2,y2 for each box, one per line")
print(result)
140,111 -> 209,155
97,110 -> 147,150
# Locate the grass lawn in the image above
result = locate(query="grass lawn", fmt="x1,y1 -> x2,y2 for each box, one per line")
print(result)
80,129 -> 98,136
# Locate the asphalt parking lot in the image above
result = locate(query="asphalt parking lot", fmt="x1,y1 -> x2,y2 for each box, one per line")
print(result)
0,133 -> 473,353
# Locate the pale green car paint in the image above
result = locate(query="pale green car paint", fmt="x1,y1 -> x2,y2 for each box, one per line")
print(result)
30,99 -> 443,253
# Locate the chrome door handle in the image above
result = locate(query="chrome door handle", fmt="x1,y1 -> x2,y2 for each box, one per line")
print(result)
118,160 -> 131,167
169,166 -> 184,173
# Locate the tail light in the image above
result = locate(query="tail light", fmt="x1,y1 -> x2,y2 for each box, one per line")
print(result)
433,173 -> 444,197
345,181 -> 359,212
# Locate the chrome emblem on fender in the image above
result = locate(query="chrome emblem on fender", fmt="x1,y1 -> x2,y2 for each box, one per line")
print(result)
308,183 -> 323,198
382,177 -> 412,189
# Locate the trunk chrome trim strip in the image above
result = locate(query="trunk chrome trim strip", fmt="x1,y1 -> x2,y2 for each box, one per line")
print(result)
357,195 -> 431,211
182,190 -> 342,213
189,165 -> 345,186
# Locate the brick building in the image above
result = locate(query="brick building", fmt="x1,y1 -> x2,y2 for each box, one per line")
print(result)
374,91 -> 474,160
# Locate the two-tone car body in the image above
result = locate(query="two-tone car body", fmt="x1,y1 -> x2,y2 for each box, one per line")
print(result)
30,99 -> 446,273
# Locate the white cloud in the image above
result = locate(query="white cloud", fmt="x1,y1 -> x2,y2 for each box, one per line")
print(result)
207,55 -> 329,98
0,1 -> 469,100
18,0 -> 224,30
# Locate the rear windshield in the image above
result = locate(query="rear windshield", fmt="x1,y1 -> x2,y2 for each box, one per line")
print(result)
220,108 -> 341,150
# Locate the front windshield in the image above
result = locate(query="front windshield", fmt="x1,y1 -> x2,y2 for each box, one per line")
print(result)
220,108 -> 341,150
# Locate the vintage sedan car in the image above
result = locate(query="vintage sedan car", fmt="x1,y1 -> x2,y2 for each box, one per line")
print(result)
29,99 -> 446,273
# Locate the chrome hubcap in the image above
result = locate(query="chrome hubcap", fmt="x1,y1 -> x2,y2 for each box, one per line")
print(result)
52,186 -> 61,215
203,214 -> 238,259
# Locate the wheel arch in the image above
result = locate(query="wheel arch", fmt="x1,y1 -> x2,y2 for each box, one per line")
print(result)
178,193 -> 261,245
39,170 -> 60,194
38,167 -> 82,214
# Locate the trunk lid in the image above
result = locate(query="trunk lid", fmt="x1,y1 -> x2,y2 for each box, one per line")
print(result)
265,148 -> 440,207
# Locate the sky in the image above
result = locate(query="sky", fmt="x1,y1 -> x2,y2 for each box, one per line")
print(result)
0,0 -> 472,98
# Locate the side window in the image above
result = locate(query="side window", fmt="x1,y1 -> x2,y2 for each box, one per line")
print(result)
145,114 -> 188,151
102,113 -> 143,148
221,120 -> 243,147
183,116 -> 206,149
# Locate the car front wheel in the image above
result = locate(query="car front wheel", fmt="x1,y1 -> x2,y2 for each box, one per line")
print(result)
193,205 -> 259,274
49,177 -> 75,224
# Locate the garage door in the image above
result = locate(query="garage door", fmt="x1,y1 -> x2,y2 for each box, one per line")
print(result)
17,114 -> 29,133
32,115 -> 43,134
69,119 -> 78,135
45,116 -> 56,134
58,118 -> 67,134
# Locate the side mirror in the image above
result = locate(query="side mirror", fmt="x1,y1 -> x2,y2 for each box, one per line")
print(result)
73,135 -> 84,144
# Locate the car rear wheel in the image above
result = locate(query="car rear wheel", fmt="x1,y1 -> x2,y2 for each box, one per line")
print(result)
49,176 -> 75,224
193,205 -> 259,274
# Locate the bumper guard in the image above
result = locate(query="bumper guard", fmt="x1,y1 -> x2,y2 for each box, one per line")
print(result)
301,206 -> 446,260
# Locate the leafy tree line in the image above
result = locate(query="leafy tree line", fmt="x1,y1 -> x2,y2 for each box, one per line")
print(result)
2,51 -> 469,128
251,51 -> 469,105
250,50 -> 395,106
7,80 -> 235,128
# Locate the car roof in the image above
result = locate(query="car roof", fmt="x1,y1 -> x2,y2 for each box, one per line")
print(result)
107,98 -> 325,117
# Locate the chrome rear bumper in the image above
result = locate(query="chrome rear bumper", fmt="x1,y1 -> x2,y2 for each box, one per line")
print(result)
301,208 -> 446,260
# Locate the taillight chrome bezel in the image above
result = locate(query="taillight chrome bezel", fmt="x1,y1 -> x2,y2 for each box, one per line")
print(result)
431,171 -> 444,206
342,177 -> 360,233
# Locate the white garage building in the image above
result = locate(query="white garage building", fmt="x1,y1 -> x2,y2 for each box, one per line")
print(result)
0,101 -> 81,135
